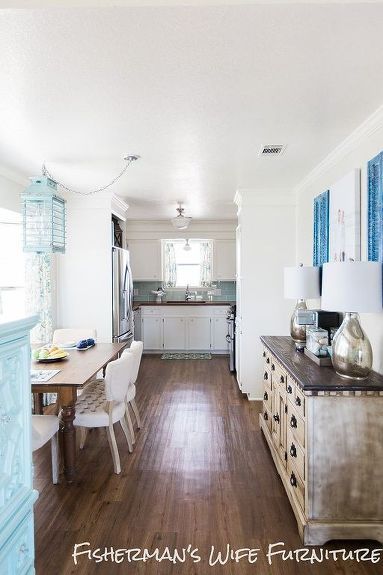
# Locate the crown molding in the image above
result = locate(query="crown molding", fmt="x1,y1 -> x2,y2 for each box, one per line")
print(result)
111,194 -> 129,221
0,165 -> 28,187
295,103 -> 383,196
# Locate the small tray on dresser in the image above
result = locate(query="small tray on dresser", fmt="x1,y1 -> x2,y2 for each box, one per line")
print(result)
304,347 -> 332,366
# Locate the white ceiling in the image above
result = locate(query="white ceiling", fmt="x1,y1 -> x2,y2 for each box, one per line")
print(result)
1,2 -> 383,219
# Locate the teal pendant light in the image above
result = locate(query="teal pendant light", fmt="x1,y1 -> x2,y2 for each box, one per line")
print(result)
22,176 -> 66,253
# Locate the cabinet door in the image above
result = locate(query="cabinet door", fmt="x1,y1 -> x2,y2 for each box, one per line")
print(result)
128,240 -> 162,281
163,318 -> 186,350
213,239 -> 236,280
187,317 -> 211,350
142,317 -> 163,350
212,317 -> 228,351
271,386 -> 287,469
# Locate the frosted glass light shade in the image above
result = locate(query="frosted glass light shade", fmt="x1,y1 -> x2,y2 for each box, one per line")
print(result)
284,266 -> 320,300
321,261 -> 382,313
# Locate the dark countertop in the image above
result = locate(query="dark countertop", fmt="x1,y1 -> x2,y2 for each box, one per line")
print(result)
261,335 -> 383,393
133,301 -> 234,310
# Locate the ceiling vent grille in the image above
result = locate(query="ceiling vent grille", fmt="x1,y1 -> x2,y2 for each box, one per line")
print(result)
259,144 -> 286,156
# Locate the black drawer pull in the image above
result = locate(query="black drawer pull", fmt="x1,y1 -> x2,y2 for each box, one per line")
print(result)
290,415 -> 297,429
290,472 -> 297,487
263,412 -> 268,421
287,385 -> 293,394
263,351 -> 266,357
290,443 -> 297,458
264,371 -> 268,381
264,391 -> 268,401
280,375 -> 285,384
273,414 -> 280,423
295,396 -> 302,407
271,364 -> 275,371
266,357 -> 270,364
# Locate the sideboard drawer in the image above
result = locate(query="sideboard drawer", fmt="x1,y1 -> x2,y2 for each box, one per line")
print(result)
287,462 -> 305,512
287,428 -> 305,481
287,401 -> 305,449
293,384 -> 305,419
263,383 -> 272,413
262,408 -> 272,433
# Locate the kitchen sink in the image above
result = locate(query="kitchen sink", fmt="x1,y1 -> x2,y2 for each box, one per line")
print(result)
165,300 -> 206,304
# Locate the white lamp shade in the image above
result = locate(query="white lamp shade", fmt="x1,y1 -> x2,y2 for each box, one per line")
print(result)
321,261 -> 382,313
284,266 -> 320,299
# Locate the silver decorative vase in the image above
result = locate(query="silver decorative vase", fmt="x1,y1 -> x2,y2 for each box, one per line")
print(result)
290,299 -> 307,351
331,312 -> 373,380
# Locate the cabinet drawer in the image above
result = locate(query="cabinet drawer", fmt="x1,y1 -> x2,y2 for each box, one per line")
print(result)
293,384 -> 305,418
140,307 -> 163,316
262,348 -> 272,369
287,461 -> 305,512
287,401 -> 305,448
262,367 -> 272,389
262,408 -> 272,433
287,428 -> 305,481
263,383 -> 272,413
0,512 -> 34,575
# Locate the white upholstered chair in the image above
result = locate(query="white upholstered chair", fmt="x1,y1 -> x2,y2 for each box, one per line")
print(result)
74,351 -> 135,474
32,415 -> 60,484
52,328 -> 97,345
122,341 -> 143,443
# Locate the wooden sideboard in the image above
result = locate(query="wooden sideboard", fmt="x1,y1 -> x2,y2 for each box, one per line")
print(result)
0,316 -> 38,574
260,335 -> 383,546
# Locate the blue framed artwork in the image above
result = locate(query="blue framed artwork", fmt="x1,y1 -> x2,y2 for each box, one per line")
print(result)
368,151 -> 383,261
313,190 -> 329,266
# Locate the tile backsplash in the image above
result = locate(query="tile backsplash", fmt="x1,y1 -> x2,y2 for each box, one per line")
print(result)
133,281 -> 236,302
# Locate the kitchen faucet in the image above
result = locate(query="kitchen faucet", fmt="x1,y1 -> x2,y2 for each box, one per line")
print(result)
185,285 -> 193,301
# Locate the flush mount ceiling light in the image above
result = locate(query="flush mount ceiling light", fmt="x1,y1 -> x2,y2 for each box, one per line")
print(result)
42,154 -> 140,196
183,239 -> 191,251
171,203 -> 192,230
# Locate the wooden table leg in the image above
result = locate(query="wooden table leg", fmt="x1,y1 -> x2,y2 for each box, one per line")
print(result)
58,388 -> 77,483
33,393 -> 44,415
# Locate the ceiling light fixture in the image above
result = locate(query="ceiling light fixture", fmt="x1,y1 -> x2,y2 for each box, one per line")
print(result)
171,203 -> 192,230
183,239 -> 191,251
42,154 -> 140,196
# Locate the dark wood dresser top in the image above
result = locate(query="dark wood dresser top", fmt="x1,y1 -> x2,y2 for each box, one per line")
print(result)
261,336 -> 383,393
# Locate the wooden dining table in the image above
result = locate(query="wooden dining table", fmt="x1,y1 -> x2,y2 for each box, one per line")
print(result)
31,342 -> 128,483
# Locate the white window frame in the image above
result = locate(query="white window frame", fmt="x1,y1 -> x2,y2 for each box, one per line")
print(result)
161,239 -> 213,289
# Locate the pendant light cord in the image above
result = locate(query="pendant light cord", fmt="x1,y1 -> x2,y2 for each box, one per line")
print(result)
42,155 -> 140,196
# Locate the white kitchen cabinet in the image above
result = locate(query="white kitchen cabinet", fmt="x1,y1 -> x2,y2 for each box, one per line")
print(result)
213,239 -> 236,281
141,316 -> 163,350
140,305 -> 230,352
211,317 -> 228,351
163,317 -> 186,350
128,239 -> 162,281
133,308 -> 141,340
188,317 -> 211,350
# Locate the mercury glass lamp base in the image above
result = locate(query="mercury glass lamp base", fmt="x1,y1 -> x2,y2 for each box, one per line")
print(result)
331,312 -> 373,380
290,299 -> 307,351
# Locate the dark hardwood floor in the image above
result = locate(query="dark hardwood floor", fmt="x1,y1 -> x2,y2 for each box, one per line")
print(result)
33,356 -> 382,575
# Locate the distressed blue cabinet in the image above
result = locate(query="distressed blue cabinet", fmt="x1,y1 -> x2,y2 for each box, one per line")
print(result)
0,316 -> 38,574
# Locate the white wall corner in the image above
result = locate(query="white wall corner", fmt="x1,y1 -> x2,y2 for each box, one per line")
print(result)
295,102 -> 383,197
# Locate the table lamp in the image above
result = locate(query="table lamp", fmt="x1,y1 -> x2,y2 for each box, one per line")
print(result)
284,265 -> 320,350
321,261 -> 382,379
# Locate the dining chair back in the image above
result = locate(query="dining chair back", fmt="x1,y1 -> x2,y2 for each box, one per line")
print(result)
123,340 -> 143,385
32,415 -> 60,484
104,352 -> 135,403
52,328 -> 97,345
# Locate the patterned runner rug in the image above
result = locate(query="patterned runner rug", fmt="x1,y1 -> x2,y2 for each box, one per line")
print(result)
161,352 -> 212,360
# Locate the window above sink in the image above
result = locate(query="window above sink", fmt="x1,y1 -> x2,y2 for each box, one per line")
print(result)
162,239 -> 212,288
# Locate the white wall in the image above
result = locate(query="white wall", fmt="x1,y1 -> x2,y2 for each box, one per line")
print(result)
56,193 -> 113,343
296,107 -> 383,374
236,191 -> 296,399
0,169 -> 25,214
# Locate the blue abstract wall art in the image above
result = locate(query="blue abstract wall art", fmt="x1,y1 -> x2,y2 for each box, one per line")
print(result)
313,190 -> 329,266
367,151 -> 383,262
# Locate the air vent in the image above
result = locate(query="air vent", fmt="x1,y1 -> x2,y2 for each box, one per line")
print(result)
259,144 -> 286,156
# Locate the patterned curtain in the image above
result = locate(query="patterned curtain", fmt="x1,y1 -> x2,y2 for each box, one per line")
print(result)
164,242 -> 177,287
200,241 -> 212,287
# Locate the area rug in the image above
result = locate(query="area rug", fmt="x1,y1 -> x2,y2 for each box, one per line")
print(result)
161,352 -> 212,360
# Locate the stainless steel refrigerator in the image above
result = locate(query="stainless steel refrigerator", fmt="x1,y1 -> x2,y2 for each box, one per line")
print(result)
112,246 -> 134,343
